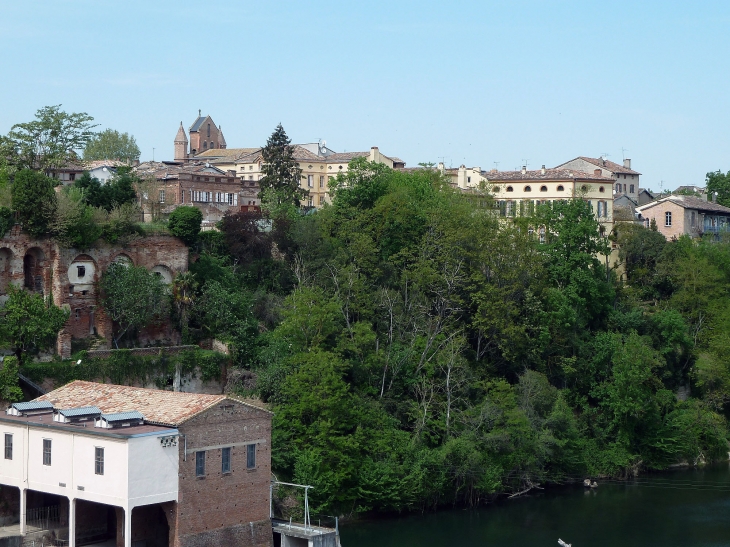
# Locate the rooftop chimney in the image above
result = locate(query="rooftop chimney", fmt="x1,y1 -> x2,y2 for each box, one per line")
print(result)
624,158 -> 631,169
437,162 -> 444,172
521,165 -> 527,175
541,165 -> 546,175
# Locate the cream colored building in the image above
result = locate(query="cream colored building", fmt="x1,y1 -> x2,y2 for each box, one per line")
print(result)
196,144 -> 404,208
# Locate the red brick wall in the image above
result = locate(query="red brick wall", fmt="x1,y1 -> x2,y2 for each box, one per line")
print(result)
174,400 -> 273,547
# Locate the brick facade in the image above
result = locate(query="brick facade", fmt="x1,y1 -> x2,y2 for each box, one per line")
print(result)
0,230 -> 189,355
173,399 -> 273,547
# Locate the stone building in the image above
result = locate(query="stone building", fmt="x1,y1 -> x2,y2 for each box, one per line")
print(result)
0,228 -> 188,355
0,381 -> 273,547
636,195 -> 730,239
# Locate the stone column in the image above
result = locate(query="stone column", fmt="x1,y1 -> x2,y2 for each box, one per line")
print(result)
19,488 -> 25,536
69,497 -> 76,547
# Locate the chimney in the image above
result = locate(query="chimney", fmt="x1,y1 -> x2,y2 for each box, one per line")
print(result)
713,191 -> 718,203
437,162 -> 444,172
541,165 -> 546,175
521,165 -> 527,175
594,169 -> 602,176
624,158 -> 631,169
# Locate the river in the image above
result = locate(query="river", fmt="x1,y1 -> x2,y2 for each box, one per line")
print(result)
341,464 -> 730,547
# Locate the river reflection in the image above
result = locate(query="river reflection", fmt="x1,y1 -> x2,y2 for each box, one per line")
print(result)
341,463 -> 730,547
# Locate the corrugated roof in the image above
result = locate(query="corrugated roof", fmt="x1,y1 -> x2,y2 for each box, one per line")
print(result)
58,406 -> 102,417
101,411 -> 144,422
36,380 -> 270,427
12,401 -> 54,412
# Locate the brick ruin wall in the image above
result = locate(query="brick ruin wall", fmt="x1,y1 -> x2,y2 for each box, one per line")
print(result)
174,401 -> 273,547
0,230 -> 189,356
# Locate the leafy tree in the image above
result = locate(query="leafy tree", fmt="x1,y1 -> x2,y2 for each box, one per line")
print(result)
259,124 -> 305,208
0,356 -> 23,402
6,105 -> 97,176
52,186 -> 102,248
705,169 -> 730,207
0,286 -> 68,364
168,206 -> 202,245
75,166 -> 138,212
83,129 -> 140,163
100,263 -> 168,348
11,169 -> 57,237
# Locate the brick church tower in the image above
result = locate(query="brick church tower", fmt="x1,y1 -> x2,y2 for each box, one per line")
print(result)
174,122 -> 188,162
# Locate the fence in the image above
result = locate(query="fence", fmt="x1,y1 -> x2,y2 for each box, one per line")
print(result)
25,505 -> 59,531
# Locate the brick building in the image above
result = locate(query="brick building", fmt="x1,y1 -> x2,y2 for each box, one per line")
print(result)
0,228 -> 189,355
636,195 -> 730,239
174,113 -> 227,161
0,381 -> 273,547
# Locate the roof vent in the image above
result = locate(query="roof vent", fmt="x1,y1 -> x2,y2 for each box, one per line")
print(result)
95,411 -> 144,429
541,165 -> 546,175
54,406 -> 102,423
7,401 -> 54,416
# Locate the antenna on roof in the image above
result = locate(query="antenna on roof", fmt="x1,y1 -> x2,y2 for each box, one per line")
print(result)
494,161 -> 500,170
521,159 -> 529,170
152,148 -> 155,162
621,147 -> 628,161
198,109 -> 201,117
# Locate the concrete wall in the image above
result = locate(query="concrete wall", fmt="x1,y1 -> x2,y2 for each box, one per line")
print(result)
128,435 -> 179,508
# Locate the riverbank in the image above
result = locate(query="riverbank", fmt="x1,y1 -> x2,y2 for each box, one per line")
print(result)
341,463 -> 730,547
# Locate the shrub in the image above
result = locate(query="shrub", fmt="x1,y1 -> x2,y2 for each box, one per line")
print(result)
168,206 -> 202,245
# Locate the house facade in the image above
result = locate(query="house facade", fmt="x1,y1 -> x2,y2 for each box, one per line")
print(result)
0,381 -> 273,547
635,195 -> 730,239
555,156 -> 642,202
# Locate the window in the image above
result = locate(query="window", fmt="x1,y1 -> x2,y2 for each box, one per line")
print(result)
246,444 -> 256,469
4,434 -> 12,460
506,186 -> 514,192
307,197 -> 314,207
207,123 -> 211,138
599,186 -> 605,193
308,175 -> 314,188
69,173 -> 76,181
249,165 -> 253,170
524,186 -> 532,192
159,190 -> 165,203
95,447 -> 104,475
557,185 -> 564,192
319,176 -> 324,188
467,176 -> 471,183
75,309 -> 80,320
77,265 -> 86,278
222,447 -> 231,473
196,451 -> 206,477
69,285 -> 74,296
43,439 -> 51,466
319,195 -> 324,205
691,211 -> 696,226
597,201 -> 607,218
629,184 -> 635,193
665,211 -> 672,227
203,141 -> 207,149
540,186 -> 547,192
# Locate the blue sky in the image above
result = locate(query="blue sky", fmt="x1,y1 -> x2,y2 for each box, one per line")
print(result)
1,0 -> 728,191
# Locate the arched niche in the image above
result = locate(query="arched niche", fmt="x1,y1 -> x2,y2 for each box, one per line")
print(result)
24,247 -> 45,292
0,248 -> 12,294
112,254 -> 133,267
151,265 -> 173,284
68,254 -> 97,284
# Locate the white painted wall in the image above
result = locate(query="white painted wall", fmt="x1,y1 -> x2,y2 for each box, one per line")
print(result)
0,423 -> 28,487
128,434 -> 179,507
72,434 -> 128,507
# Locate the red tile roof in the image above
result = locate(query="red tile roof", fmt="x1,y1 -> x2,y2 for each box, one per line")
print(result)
35,381 -> 270,427
556,157 -> 642,175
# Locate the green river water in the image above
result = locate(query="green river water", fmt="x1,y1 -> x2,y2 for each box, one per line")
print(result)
341,464 -> 730,547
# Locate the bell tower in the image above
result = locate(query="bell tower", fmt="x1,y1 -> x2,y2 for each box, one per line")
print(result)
174,122 -> 188,162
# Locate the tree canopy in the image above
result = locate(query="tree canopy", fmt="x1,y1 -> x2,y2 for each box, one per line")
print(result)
168,206 -> 203,245
11,169 -> 57,237
83,129 -> 140,163
705,169 -> 730,207
259,124 -> 306,209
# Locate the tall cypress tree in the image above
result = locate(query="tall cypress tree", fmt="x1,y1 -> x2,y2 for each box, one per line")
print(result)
259,124 -> 306,208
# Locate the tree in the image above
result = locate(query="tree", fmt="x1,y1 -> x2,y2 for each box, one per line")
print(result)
168,206 -> 203,245
705,170 -> 730,207
83,129 -> 140,163
74,166 -> 137,212
11,169 -> 57,237
51,186 -> 102,248
0,286 -> 69,364
259,124 -> 305,208
100,263 -> 169,348
6,105 -> 97,176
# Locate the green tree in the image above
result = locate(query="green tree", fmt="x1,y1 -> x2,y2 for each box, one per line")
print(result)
83,129 -> 140,163
0,356 -> 23,402
259,124 -> 305,208
0,286 -> 69,364
52,186 -> 102,248
11,169 -> 57,237
100,263 -> 168,348
705,170 -> 730,207
75,166 -> 138,212
168,206 -> 203,245
6,105 -> 97,176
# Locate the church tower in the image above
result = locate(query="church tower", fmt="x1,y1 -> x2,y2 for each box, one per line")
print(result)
174,122 -> 188,162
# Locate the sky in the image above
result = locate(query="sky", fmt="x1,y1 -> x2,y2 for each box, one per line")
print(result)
0,0 -> 728,191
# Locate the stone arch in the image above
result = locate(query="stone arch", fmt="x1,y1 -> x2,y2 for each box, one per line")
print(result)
23,247 -> 45,292
112,253 -> 133,267
68,254 -> 97,284
151,265 -> 173,284
0,248 -> 12,294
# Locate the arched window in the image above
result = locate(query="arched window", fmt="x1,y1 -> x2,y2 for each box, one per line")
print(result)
581,185 -> 588,192
203,141 -> 207,149
599,186 -> 605,193
540,185 -> 547,192
557,185 -> 564,192
524,185 -> 532,192
506,186 -> 514,192
207,123 -> 211,138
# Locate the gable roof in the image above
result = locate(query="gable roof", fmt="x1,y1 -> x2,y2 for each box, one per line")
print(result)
190,115 -> 211,133
637,195 -> 730,215
35,381 -> 270,427
555,157 -> 642,176
196,147 -> 258,159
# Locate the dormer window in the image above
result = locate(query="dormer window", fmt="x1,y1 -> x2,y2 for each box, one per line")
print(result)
540,186 -> 547,192
524,186 -> 532,192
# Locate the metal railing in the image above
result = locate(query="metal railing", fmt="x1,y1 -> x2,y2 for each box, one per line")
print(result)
25,506 -> 59,531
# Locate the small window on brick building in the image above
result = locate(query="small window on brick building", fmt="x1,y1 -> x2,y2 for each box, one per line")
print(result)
77,265 -> 86,278
75,309 -> 80,320
665,211 -> 672,227
222,447 -> 231,473
196,451 -> 206,477
69,285 -> 74,296
246,444 -> 256,469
